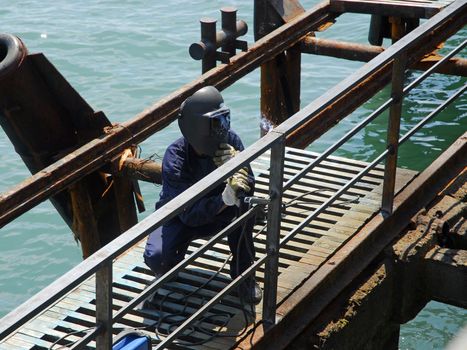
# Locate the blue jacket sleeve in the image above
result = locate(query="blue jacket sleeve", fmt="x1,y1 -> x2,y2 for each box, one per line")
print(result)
165,172 -> 225,227
159,132 -> 255,227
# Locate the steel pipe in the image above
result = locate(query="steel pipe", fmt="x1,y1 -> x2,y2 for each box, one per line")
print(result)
189,7 -> 248,72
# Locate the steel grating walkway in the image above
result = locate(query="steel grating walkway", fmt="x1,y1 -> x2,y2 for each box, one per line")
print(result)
1,147 -> 417,349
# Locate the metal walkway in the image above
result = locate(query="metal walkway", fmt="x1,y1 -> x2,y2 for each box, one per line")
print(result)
1,147 -> 417,349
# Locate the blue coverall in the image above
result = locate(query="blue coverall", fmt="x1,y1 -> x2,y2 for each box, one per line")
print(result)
143,130 -> 255,279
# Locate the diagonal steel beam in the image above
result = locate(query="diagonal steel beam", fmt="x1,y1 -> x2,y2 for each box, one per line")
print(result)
0,1 -> 335,229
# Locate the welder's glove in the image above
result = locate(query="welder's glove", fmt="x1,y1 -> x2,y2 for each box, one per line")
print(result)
213,143 -> 239,167
222,168 -> 251,207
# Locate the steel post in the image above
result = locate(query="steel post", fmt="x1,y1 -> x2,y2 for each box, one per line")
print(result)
200,18 -> 217,73
263,134 -> 285,328
382,53 -> 407,214
95,262 -> 112,349
221,7 -> 237,56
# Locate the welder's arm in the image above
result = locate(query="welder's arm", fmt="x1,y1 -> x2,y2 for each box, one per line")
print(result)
222,168 -> 251,206
164,172 -> 228,227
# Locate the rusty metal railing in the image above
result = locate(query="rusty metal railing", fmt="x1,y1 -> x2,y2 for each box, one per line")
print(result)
0,0 -> 465,349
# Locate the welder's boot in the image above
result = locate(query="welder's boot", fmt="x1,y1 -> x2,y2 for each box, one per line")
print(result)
238,278 -> 262,305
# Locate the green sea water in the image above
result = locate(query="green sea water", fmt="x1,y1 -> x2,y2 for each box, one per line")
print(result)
0,1 -> 466,349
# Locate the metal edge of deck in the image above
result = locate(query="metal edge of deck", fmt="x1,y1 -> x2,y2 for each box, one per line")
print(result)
240,132 -> 467,349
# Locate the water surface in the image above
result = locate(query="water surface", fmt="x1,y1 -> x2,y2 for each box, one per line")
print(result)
1,1 -> 465,348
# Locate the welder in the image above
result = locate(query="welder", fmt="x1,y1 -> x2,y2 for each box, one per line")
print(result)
143,86 -> 261,304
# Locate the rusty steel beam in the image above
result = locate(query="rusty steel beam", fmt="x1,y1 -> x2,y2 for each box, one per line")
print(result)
256,1 -> 304,135
285,0 -> 466,148
416,54 -> 467,77
0,36 -> 137,248
0,1 -> 336,228
423,247 -> 467,309
120,157 -> 162,184
330,0 -> 443,18
244,132 -> 467,349
286,61 -> 391,148
300,36 -> 467,76
301,35 -> 385,61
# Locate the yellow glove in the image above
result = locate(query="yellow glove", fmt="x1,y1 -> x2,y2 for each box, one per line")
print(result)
222,168 -> 251,206
213,143 -> 239,167
228,168 -> 251,193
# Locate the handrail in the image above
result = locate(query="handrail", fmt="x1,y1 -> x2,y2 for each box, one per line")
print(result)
283,38 -> 467,192
0,0 -> 465,347
0,130 -> 280,339
281,83 -> 466,250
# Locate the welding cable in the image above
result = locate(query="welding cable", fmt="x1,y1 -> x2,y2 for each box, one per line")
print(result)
176,214 -> 267,345
47,326 -> 96,350
151,257 -> 232,344
147,244 -> 237,344
147,204 -> 267,347
283,188 -> 361,215
152,189 -> 360,346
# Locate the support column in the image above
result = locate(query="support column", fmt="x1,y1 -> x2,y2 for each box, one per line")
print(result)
263,135 -> 285,328
255,0 -> 303,136
382,53 -> 407,214
96,262 -> 113,349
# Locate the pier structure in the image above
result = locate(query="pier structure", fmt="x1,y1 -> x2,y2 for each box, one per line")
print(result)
0,0 -> 466,349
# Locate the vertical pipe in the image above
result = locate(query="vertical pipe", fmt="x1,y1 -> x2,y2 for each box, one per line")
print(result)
390,17 -> 405,43
263,135 -> 285,328
382,54 -> 407,214
201,18 -> 217,73
255,1 -> 301,136
221,7 -> 237,56
96,262 -> 113,349
283,44 -> 301,115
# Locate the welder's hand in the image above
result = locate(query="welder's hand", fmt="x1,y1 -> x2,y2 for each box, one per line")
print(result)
222,168 -> 251,206
213,143 -> 239,167
228,168 -> 251,193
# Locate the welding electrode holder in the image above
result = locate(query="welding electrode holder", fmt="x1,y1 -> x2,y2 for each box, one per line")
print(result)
189,7 -> 248,73
244,196 -> 286,224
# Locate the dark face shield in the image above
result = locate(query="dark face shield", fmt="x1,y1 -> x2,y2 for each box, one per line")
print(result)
204,106 -> 230,138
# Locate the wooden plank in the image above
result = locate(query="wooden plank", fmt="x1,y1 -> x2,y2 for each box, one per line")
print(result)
256,151 -> 386,184
281,152 -> 385,181
60,295 -> 237,349
256,172 -> 383,207
187,242 -> 312,272
0,339 -> 30,350
21,321 -> 93,349
9,332 -> 56,349
255,181 -> 377,218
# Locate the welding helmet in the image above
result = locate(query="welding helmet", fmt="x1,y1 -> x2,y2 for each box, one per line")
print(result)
178,86 -> 231,157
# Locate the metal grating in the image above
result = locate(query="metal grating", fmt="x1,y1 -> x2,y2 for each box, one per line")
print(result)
1,147 -> 417,350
